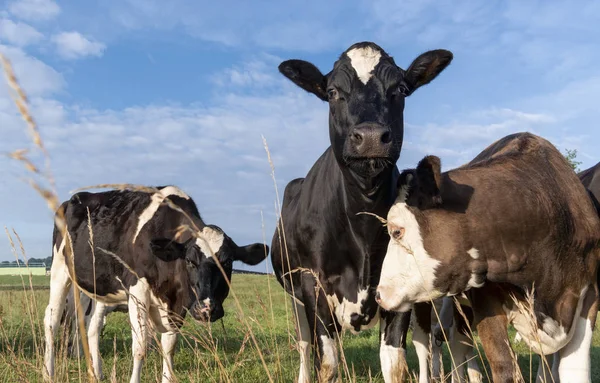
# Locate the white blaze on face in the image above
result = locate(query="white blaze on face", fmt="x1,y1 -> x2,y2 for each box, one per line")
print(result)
196,226 -> 224,258
133,186 -> 190,243
377,201 -> 442,312
346,46 -> 382,85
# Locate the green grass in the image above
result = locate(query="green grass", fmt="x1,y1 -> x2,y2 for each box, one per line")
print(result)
0,274 -> 599,382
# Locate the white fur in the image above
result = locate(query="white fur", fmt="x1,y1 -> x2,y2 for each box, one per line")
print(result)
377,202 -> 443,311
467,273 -> 485,289
318,335 -> 338,380
196,226 -> 224,258
293,299 -> 311,383
379,316 -> 408,383
346,46 -> 382,85
467,248 -> 480,259
44,239 -> 72,381
411,314 -> 430,383
326,288 -> 379,334
133,186 -> 190,243
558,316 -> 593,382
505,286 -> 588,355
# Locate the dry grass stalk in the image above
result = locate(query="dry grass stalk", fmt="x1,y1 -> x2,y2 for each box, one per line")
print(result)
1,52 -> 97,381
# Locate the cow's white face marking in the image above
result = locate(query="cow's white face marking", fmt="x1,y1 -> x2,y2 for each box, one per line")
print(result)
325,288 -> 378,334
133,186 -> 190,243
504,286 -> 588,355
196,227 -> 224,258
467,248 -> 479,259
346,46 -> 382,85
377,201 -> 442,312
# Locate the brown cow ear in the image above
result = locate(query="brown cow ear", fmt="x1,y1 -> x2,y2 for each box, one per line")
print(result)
415,155 -> 443,205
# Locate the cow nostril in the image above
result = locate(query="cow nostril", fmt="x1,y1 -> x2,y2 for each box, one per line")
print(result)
352,132 -> 363,144
375,291 -> 381,302
381,131 -> 391,144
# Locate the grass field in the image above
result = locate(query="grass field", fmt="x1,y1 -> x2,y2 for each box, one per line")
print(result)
0,274 -> 599,382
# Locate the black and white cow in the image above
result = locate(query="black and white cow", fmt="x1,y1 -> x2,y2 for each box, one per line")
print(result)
270,41 -> 453,382
376,133 -> 600,383
44,186 -> 267,383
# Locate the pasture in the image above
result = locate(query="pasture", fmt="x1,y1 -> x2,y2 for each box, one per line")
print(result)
0,273 -> 599,382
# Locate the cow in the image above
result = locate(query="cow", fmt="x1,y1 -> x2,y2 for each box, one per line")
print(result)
270,41 -> 453,383
62,287 -> 127,358
375,132 -> 600,383
419,297 -> 483,382
43,186 -> 268,383
579,161 -> 600,209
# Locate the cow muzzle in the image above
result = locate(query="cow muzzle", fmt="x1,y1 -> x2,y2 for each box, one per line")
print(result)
190,299 -> 224,323
349,123 -> 393,158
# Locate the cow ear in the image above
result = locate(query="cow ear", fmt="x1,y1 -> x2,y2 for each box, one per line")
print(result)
403,49 -> 453,96
278,60 -> 328,101
397,169 -> 416,201
150,238 -> 188,262
234,243 -> 269,266
415,155 -> 443,206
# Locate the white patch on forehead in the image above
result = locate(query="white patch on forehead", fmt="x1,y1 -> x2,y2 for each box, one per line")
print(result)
325,289 -> 379,334
346,46 -> 382,85
195,227 -> 224,258
467,248 -> 479,259
377,202 -> 443,311
133,186 -> 190,243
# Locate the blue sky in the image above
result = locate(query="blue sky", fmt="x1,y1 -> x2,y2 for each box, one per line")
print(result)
1,0 -> 599,270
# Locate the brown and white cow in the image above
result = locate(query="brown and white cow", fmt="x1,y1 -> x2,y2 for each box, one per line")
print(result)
375,132 -> 600,383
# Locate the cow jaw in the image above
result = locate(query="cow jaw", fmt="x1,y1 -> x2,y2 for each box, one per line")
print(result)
376,202 -> 443,311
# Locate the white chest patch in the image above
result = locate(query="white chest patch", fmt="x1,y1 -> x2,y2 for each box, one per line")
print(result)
133,186 -> 191,243
467,248 -> 480,259
326,289 -> 379,334
346,46 -> 382,85
504,286 -> 588,355
196,227 -> 224,258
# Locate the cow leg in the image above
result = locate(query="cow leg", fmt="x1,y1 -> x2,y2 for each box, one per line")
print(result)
128,279 -> 150,383
300,276 -> 339,383
44,242 -> 72,381
88,300 -> 108,380
535,353 -> 555,383
469,287 -> 515,383
160,332 -> 178,383
411,303 -> 432,383
70,292 -> 93,359
379,310 -> 410,383
452,303 -> 482,383
557,285 -> 598,383
292,297 -> 311,383
430,298 -> 447,381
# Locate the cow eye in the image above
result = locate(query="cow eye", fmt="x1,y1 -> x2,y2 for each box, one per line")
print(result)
390,227 -> 405,240
327,88 -> 339,101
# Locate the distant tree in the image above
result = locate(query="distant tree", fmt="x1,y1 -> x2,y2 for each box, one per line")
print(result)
564,149 -> 582,172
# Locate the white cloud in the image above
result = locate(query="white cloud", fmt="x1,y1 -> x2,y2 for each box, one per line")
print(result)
0,18 -> 43,46
0,44 -> 64,97
7,0 -> 60,21
51,32 -> 106,60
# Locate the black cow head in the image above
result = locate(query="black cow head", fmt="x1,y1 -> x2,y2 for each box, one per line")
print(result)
150,224 -> 267,322
279,41 -> 453,177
